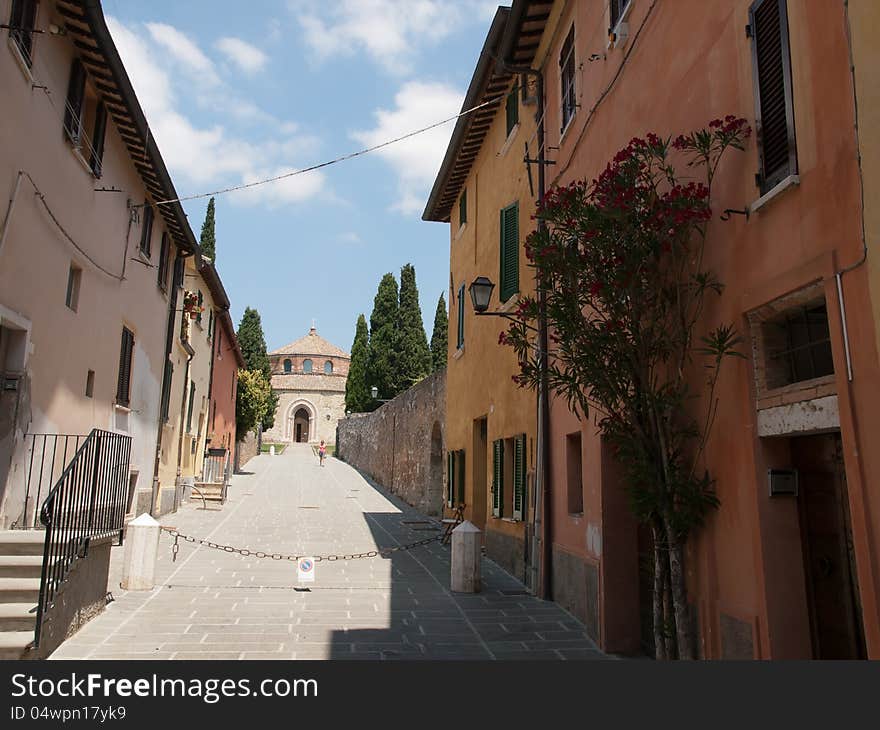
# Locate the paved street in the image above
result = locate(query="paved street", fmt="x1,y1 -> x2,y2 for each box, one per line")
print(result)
50,445 -> 607,660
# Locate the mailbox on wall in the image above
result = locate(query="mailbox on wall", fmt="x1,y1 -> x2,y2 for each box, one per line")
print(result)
768,469 -> 799,497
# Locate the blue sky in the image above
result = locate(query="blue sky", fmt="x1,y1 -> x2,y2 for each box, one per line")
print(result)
105,0 -> 499,353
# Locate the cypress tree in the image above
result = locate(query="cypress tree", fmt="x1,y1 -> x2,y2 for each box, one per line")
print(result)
199,197 -> 216,262
394,263 -> 431,392
236,307 -> 278,429
367,273 -> 399,402
430,293 -> 448,372
345,314 -> 371,412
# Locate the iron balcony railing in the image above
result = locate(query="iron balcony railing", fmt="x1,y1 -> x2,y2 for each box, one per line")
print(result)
35,429 -> 131,648
15,434 -> 89,529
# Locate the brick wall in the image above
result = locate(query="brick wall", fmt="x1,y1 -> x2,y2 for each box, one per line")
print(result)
336,371 -> 446,516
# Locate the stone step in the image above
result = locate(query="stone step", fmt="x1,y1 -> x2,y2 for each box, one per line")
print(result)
0,531 -> 45,556
0,603 -> 37,631
0,556 -> 43,579
0,631 -> 34,660
0,578 -> 41,603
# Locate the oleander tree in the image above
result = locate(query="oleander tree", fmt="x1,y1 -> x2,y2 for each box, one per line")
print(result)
502,117 -> 751,660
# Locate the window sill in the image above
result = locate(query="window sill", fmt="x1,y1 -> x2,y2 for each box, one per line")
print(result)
7,37 -> 35,85
454,222 -> 467,242
750,174 -> 800,215
135,249 -> 151,266
69,145 -> 99,179
499,124 -> 519,158
498,295 -> 520,313
452,346 -> 465,360
114,404 -> 131,413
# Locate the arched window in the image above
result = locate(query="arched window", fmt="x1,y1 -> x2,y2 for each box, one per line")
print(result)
303,359 -> 313,373
324,360 -> 333,375
283,359 -> 292,373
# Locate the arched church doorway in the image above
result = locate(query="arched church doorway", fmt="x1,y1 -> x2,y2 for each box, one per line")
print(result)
294,407 -> 311,443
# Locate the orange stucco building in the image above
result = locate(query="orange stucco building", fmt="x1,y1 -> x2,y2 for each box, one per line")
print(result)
483,0 -> 880,659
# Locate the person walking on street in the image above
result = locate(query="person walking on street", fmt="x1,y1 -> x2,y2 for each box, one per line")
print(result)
318,440 -> 326,467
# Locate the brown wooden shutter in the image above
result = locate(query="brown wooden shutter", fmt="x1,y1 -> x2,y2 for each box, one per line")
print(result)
749,0 -> 797,193
64,59 -> 86,144
89,102 -> 108,177
116,327 -> 134,407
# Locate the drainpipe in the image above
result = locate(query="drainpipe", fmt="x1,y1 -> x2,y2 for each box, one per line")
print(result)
498,62 -> 552,599
0,171 -> 24,256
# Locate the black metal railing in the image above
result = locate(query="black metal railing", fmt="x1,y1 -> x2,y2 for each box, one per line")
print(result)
35,429 -> 131,648
15,434 -> 89,529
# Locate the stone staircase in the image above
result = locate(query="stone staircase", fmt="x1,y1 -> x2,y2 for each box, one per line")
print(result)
0,531 -> 43,659
193,482 -> 225,504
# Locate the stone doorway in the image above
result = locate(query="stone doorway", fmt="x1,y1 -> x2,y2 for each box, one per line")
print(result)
294,407 -> 311,443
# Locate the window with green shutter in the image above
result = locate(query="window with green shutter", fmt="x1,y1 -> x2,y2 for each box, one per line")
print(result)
459,189 -> 467,226
492,439 -> 504,517
447,451 -> 454,507
513,434 -> 526,521
457,450 -> 466,504
499,203 -> 519,302
506,88 -> 518,137
456,284 -> 465,349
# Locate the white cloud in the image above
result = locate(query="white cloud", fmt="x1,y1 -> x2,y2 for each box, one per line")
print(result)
216,37 -> 269,74
292,0 -> 497,74
107,16 -> 326,208
338,231 -> 362,245
352,81 -> 464,214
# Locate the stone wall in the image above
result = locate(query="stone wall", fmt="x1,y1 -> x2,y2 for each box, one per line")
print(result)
336,371 -> 445,517
236,430 -> 259,471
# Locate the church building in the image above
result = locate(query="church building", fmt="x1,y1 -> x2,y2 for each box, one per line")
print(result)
263,327 -> 349,445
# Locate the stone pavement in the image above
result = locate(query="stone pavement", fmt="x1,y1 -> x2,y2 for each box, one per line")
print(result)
50,445 -> 609,660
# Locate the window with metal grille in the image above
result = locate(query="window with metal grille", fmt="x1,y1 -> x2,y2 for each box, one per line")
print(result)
762,303 -> 833,389
140,205 -> 154,258
609,0 -> 631,31
559,26 -> 576,132
8,0 -> 38,67
116,327 -> 134,407
499,202 -> 519,302
506,87 -> 518,137
459,189 -> 467,227
749,0 -> 797,194
157,233 -> 170,291
456,284 -> 465,349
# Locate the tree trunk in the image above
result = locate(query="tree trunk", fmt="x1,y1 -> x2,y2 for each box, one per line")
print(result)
651,522 -> 669,660
665,519 -> 696,660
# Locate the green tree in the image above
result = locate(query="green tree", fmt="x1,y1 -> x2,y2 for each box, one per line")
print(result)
345,314 -> 371,412
235,369 -> 271,439
430,293 -> 448,372
367,273 -> 399,401
504,119 -> 751,659
199,197 -> 216,262
394,263 -> 432,392
236,307 -> 278,429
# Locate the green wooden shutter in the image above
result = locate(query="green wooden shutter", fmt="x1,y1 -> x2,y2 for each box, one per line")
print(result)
492,439 -> 504,517
499,203 -> 519,302
447,451 -> 454,507
513,434 -> 525,521
457,284 -> 465,349
459,189 -> 467,226
506,89 -> 519,136
457,450 -> 466,505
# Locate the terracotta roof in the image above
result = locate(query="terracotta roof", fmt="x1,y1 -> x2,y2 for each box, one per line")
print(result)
270,328 -> 350,359
271,373 -> 346,393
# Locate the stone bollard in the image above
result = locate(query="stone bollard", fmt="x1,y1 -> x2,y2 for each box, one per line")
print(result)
121,513 -> 161,591
451,521 -> 482,593
270,445 -> 275,456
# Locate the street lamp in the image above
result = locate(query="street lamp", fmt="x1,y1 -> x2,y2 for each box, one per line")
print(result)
468,275 -> 537,331
371,386 -> 390,403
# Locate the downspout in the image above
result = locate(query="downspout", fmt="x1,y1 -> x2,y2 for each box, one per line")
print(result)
498,62 -> 552,599
0,171 -> 24,257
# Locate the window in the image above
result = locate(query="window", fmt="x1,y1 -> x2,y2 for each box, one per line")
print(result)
63,59 -> 86,145
303,359 -> 313,373
89,101 -> 107,177
446,450 -> 466,507
499,202 -> 519,302
283,358 -> 292,373
157,233 -> 171,291
160,361 -> 173,422
749,0 -> 797,194
456,284 -> 465,349
560,26 -> 577,132
186,381 -> 196,433
65,264 -> 81,311
207,310 -> 214,340
116,326 -> 134,407
9,0 -> 38,67
506,87 -> 519,137
762,303 -> 833,389
140,205 -> 154,258
196,290 -> 204,326
324,360 -> 333,375
609,0 -> 631,31
173,255 -> 184,289
459,189 -> 467,227
493,436 -> 525,519
62,59 -> 107,176
566,432 -> 584,514
512,434 -> 526,521
85,369 -> 95,398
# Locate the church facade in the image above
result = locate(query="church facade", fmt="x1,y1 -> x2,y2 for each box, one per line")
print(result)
262,327 -> 349,445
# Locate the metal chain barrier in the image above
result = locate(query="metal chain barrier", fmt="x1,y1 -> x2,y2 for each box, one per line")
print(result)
161,526 -> 442,563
